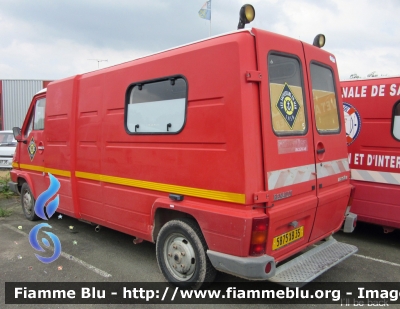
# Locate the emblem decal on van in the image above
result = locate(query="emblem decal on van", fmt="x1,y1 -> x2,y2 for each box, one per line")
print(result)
29,173 -> 62,263
276,83 -> 301,129
273,190 -> 292,201
28,137 -> 37,161
343,102 -> 361,145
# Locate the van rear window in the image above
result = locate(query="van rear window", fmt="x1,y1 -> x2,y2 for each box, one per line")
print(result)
125,76 -> 187,134
310,63 -> 340,134
268,54 -> 307,135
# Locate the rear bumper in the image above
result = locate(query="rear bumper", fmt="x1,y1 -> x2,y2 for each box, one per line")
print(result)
207,250 -> 276,280
207,236 -> 358,286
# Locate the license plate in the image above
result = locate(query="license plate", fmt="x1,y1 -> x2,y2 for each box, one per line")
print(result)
272,226 -> 304,250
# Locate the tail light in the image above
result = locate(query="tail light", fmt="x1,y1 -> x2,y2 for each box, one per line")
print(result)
249,217 -> 269,256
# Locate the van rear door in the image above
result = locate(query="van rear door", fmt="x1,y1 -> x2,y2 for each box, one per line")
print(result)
253,29 -> 351,261
302,43 -> 352,241
253,29 -> 318,261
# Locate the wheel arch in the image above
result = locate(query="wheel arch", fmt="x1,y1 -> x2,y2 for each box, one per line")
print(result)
16,174 -> 36,197
155,213 -> 217,288
150,197 -> 259,257
152,207 -> 198,243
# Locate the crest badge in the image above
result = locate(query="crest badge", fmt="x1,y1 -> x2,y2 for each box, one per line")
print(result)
276,83 -> 301,129
343,102 -> 361,145
28,137 -> 37,161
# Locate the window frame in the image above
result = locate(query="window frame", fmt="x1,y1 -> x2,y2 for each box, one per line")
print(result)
24,97 -> 46,137
124,75 -> 188,135
309,61 -> 341,135
33,98 -> 46,131
391,100 -> 400,141
267,51 -> 309,137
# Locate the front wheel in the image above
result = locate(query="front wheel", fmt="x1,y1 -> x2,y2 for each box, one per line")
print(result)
20,182 -> 39,221
156,218 -> 216,289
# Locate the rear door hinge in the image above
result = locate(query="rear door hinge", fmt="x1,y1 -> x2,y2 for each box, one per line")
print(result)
253,191 -> 269,203
246,70 -> 262,82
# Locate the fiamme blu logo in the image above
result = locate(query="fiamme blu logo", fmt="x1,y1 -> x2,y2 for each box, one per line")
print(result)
28,173 -> 62,263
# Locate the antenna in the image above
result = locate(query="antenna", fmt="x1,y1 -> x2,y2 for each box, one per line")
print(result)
88,59 -> 108,69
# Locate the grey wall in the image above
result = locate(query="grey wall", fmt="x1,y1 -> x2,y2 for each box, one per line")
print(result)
2,80 -> 44,130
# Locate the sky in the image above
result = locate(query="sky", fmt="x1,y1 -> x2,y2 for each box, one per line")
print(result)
0,0 -> 399,81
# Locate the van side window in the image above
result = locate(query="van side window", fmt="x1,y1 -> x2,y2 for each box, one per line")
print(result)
392,101 -> 400,140
268,54 -> 307,135
310,63 -> 340,134
33,98 -> 46,130
24,98 -> 46,137
126,77 -> 187,134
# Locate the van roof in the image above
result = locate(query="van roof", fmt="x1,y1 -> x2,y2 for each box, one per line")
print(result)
341,75 -> 400,82
98,28 -> 255,73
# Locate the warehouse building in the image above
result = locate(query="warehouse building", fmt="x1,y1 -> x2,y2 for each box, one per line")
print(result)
0,80 -> 51,130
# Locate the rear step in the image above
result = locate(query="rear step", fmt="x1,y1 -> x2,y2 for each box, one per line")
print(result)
268,236 -> 357,287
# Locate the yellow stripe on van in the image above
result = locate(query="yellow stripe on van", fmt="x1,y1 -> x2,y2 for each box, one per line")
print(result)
76,171 -> 246,204
45,167 -> 71,177
15,164 -> 245,204
19,163 -> 45,173
18,164 -> 71,177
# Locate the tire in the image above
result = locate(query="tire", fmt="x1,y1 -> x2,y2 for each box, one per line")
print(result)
20,182 -> 39,221
156,218 -> 216,289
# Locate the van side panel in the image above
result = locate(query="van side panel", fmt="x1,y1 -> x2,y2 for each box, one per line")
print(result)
342,77 -> 400,229
45,77 -> 76,216
75,74 -> 105,224
351,182 -> 400,229
71,33 -> 265,248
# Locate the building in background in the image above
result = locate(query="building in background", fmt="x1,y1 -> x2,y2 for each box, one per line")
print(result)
0,80 -> 51,130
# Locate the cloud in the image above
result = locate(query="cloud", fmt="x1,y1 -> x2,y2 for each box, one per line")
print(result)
0,1 -> 207,51
0,37 -> 149,79
0,0 -> 399,79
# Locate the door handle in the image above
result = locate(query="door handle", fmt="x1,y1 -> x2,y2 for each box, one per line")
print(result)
38,142 -> 45,153
316,148 -> 325,154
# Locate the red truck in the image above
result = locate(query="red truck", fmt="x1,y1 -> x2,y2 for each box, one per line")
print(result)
10,5 -> 356,288
342,76 -> 400,232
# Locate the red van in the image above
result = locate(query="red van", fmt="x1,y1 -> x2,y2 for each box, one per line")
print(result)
342,76 -> 400,232
9,6 -> 357,288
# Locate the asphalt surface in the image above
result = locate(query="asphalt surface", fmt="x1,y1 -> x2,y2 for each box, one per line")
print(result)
1,195 -> 399,309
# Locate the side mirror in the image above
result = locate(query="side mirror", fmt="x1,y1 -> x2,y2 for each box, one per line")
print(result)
12,127 -> 22,142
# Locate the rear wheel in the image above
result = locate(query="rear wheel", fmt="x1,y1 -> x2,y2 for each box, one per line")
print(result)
156,218 -> 216,289
21,182 -> 39,221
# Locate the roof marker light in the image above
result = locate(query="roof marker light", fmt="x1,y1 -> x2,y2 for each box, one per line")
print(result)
313,34 -> 326,48
237,4 -> 255,30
